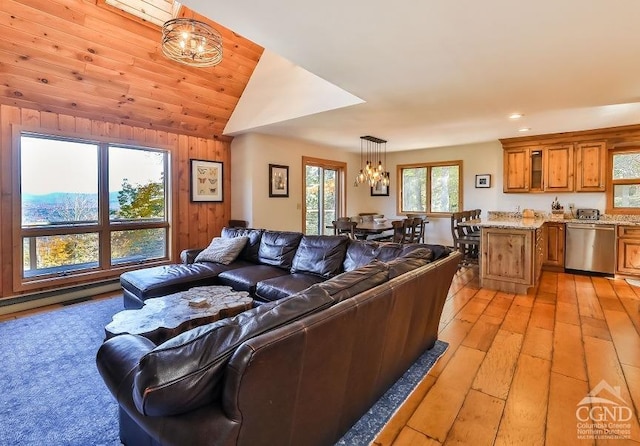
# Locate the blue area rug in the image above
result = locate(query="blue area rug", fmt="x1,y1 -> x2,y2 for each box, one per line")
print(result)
335,339 -> 448,445
0,296 -> 447,446
0,297 -> 122,446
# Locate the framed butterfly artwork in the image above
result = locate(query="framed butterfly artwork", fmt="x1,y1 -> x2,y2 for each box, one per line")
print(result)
190,159 -> 223,202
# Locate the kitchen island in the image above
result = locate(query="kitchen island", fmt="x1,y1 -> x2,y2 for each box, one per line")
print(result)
465,211 -> 640,292
464,217 -> 546,294
481,219 -> 546,294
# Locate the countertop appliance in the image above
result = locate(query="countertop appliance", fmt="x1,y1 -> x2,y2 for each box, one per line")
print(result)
565,223 -> 615,274
576,208 -> 600,220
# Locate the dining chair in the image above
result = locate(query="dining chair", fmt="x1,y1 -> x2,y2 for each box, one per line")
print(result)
389,219 -> 414,243
228,219 -> 248,228
332,220 -> 357,239
406,214 -> 426,243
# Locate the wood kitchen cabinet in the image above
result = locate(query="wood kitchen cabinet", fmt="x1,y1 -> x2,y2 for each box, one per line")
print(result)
481,226 -> 544,293
543,222 -> 565,270
503,147 -> 531,192
503,145 -> 573,193
575,141 -> 606,191
616,225 -> 640,276
544,144 -> 574,192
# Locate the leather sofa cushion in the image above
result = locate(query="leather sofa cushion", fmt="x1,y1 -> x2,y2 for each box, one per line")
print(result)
342,240 -> 380,271
318,260 -> 389,302
120,262 -> 240,300
422,244 -> 451,261
291,235 -> 349,277
132,285 -> 335,417
387,247 -> 433,279
257,231 -> 303,269
376,243 -> 405,262
217,265 -> 290,294
255,273 -> 326,302
221,227 -> 264,263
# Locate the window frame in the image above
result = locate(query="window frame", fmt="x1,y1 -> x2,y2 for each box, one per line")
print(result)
301,156 -> 347,235
607,146 -> 640,215
12,127 -> 173,292
396,160 -> 463,216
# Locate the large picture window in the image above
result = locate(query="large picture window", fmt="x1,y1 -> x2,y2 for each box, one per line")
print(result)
398,161 -> 462,214
19,133 -> 170,283
609,148 -> 640,213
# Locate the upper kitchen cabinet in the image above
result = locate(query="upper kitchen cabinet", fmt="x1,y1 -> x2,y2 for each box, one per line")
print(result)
544,144 -> 574,192
503,147 -> 531,192
501,123 -> 640,194
575,142 -> 606,191
502,145 -> 573,193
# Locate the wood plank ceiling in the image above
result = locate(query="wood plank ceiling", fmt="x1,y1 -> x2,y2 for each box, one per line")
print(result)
0,0 -> 263,140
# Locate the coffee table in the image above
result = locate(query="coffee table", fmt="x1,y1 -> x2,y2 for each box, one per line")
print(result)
104,285 -> 253,344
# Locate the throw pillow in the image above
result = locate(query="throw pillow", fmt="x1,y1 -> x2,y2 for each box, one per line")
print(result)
194,236 -> 249,265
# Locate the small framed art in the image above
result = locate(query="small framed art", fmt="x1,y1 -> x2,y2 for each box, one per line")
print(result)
475,174 -> 491,188
371,182 -> 389,196
191,159 -> 223,202
269,164 -> 289,197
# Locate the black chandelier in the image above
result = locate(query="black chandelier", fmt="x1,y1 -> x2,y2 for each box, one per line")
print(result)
354,135 -> 390,187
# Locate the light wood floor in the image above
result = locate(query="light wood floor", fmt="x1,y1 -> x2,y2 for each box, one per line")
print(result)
374,267 -> 640,446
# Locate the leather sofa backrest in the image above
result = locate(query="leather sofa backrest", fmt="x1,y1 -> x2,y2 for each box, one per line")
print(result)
342,240 -> 380,272
376,243 -> 405,262
291,235 -> 350,278
132,285 -> 334,417
318,260 -> 389,302
257,231 -> 303,269
221,227 -> 264,263
342,240 -> 414,271
387,247 -> 433,279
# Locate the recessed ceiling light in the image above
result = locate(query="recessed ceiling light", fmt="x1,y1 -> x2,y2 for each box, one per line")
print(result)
509,113 -> 524,120
518,127 -> 531,132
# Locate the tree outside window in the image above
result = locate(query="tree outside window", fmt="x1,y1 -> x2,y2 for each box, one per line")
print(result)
399,161 -> 462,214
610,149 -> 640,212
20,134 -> 169,282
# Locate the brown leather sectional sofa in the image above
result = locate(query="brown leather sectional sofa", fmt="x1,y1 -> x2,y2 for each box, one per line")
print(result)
119,227 -> 451,309
98,228 -> 461,446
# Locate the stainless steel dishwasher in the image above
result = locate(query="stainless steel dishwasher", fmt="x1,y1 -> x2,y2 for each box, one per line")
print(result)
565,223 -> 616,274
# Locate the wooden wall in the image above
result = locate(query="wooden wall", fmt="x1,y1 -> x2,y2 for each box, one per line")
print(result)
0,0 -> 262,300
0,0 -> 262,139
0,104 -> 231,299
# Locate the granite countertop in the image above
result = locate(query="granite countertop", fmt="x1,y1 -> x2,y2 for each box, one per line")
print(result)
474,211 -> 640,228
471,218 -> 546,230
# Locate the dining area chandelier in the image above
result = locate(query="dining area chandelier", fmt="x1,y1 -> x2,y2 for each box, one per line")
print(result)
161,18 -> 223,67
354,135 -> 390,187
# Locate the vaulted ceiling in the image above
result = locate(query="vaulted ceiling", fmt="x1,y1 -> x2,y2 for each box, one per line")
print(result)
184,0 -> 640,152
0,0 -> 263,140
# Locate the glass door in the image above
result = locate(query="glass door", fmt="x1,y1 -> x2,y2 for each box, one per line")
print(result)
303,158 -> 346,235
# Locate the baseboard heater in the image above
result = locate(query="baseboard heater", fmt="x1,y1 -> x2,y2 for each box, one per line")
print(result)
0,279 -> 120,316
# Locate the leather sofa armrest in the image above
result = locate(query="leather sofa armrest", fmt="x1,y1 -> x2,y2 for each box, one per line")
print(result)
181,248 -> 204,264
96,334 -> 156,403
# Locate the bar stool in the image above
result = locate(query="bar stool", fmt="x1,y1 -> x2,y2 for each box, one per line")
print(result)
451,212 -> 480,267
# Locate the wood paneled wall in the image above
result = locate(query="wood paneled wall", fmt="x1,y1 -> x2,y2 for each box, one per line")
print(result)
0,104 -> 230,299
0,0 -> 262,139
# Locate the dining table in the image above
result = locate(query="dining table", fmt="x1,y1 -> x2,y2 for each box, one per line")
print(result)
353,221 -> 394,235
325,220 -> 394,239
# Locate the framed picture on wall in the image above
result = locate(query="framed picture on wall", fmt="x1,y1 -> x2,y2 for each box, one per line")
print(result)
370,181 -> 389,196
269,164 -> 289,197
475,174 -> 491,188
191,159 -> 223,202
